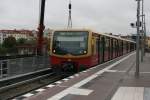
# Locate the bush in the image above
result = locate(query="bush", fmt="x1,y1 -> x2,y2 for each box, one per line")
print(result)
0,47 -> 7,56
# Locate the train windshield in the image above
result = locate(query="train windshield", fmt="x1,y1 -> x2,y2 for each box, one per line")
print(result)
52,31 -> 88,55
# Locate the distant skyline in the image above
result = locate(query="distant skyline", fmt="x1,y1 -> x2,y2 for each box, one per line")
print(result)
0,0 -> 149,35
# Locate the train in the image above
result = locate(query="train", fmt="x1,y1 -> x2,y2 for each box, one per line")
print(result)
50,29 -> 136,73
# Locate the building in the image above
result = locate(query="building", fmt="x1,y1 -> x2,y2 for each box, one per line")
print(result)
16,44 -> 36,55
146,36 -> 150,48
0,29 -> 35,44
44,28 -> 53,39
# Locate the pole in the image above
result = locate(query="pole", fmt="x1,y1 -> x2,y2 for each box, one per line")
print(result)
135,0 -> 140,78
141,0 -> 144,62
37,0 -> 46,55
67,0 -> 72,28
144,15 -> 146,55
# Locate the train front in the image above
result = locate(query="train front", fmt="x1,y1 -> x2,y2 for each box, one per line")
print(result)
50,30 -> 91,73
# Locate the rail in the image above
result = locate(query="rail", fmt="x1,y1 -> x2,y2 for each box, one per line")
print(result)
0,68 -> 65,99
0,68 -> 52,92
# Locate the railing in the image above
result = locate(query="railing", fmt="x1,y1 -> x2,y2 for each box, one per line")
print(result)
0,61 -> 8,78
0,55 -> 50,79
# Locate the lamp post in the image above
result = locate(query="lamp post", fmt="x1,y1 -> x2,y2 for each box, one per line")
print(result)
143,15 -> 146,56
141,0 -> 144,62
135,0 -> 141,78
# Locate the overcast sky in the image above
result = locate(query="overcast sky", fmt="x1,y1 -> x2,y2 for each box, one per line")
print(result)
0,0 -> 149,35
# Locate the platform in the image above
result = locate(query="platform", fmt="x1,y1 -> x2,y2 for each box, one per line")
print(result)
13,52 -> 150,100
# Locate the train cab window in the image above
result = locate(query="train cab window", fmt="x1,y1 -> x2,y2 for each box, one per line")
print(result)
52,31 -> 89,55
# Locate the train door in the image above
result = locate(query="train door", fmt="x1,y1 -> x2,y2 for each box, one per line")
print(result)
123,41 -> 126,54
128,42 -> 130,52
110,38 -> 113,59
96,35 -> 101,64
116,39 -> 119,57
113,38 -> 115,59
123,41 -> 125,54
126,42 -> 128,53
130,43 -> 132,52
91,35 -> 98,66
108,38 -> 111,60
118,40 -> 121,56
131,43 -> 135,51
99,36 -> 104,63
120,40 -> 123,56
104,37 -> 106,61
121,40 -> 123,55
113,39 -> 116,58
92,33 -> 100,65
128,42 -> 130,53
115,39 -> 118,57
115,39 -> 117,57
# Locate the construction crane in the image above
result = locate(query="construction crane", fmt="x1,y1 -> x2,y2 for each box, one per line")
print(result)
37,0 -> 46,55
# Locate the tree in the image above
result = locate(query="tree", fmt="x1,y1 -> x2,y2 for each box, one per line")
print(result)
3,36 -> 17,48
26,38 -> 37,45
2,36 -> 17,54
17,38 -> 27,45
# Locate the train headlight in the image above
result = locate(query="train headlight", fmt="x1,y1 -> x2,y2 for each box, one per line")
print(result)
53,50 -> 56,53
84,51 -> 87,54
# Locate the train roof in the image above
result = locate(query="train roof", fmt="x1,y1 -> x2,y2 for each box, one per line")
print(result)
100,33 -> 135,43
53,29 -> 135,43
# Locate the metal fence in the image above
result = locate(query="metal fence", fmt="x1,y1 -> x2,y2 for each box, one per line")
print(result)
0,55 -> 50,79
0,61 -> 8,78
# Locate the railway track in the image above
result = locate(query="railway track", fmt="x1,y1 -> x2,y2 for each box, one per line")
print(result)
0,68 -> 70,100
0,53 -> 134,100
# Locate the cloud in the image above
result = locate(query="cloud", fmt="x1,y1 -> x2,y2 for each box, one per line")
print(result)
0,0 -> 149,35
